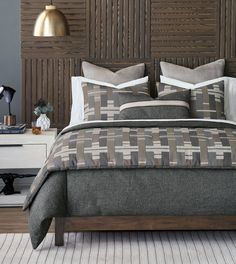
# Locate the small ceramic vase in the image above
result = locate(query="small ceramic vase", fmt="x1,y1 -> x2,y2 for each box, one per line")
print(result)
36,114 -> 50,131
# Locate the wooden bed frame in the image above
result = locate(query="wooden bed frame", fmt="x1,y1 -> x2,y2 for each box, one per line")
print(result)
54,216 -> 236,246
20,1 -> 236,246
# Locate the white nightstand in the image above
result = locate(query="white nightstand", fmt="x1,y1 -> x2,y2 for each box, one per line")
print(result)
0,128 -> 57,169
0,128 -> 57,207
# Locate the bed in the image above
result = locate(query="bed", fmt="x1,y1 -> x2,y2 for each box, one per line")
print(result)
23,60 -> 236,249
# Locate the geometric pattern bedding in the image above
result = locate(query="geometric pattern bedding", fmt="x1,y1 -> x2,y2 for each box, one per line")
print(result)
54,127 -> 236,169
24,119 -> 236,210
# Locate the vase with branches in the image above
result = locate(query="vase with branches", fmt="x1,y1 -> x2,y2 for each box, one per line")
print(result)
34,99 -> 53,131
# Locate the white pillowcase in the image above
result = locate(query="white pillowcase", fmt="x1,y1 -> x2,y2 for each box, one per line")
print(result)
160,75 -> 236,122
70,76 -> 149,126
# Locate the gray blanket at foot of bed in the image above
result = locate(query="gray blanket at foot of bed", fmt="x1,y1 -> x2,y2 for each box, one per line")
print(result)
28,168 -> 236,249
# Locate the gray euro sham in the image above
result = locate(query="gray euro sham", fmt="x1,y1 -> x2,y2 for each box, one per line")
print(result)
82,61 -> 145,85
160,59 -> 225,84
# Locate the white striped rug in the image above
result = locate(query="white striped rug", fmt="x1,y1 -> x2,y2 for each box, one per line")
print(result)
0,231 -> 236,264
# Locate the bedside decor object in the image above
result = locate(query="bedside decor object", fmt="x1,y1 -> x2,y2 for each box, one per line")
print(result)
0,124 -> 26,134
31,122 -> 41,135
0,85 -> 16,126
36,114 -> 50,131
33,0 -> 70,37
34,99 -> 53,131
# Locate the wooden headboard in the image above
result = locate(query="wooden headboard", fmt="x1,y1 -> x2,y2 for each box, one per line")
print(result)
21,0 -> 236,129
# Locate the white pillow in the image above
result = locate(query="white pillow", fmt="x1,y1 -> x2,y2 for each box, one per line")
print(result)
70,76 -> 149,126
160,75 -> 236,122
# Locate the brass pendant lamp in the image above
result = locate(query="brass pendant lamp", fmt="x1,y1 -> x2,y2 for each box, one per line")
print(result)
33,0 -> 70,37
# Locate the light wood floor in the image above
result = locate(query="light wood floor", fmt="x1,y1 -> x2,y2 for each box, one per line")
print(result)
1,231 -> 236,263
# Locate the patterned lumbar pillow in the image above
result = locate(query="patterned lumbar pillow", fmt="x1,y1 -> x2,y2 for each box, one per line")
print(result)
119,83 -> 190,120
190,81 -> 225,119
119,100 -> 190,120
81,81 -> 150,121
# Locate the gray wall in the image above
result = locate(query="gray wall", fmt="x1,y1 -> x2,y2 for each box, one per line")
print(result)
0,1 -> 21,123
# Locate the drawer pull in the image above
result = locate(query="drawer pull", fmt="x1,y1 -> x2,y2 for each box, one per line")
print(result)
0,144 -> 23,147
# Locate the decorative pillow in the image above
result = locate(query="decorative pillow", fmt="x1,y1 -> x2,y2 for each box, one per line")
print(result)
160,59 -> 225,84
70,76 -> 148,126
190,81 -> 225,119
160,75 -> 236,122
118,89 -> 152,106
82,61 -> 145,85
82,81 -> 150,121
119,100 -> 190,120
156,82 -> 190,101
119,83 -> 190,120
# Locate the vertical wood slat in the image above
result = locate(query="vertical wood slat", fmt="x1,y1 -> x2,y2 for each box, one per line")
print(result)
107,0 -> 112,59
22,57 -> 80,130
58,58 -> 64,126
226,0 -> 231,57
54,59 -> 59,126
26,60 -> 32,124
112,0 -> 118,59
220,0 -> 226,58
96,0 -> 101,59
220,0 -> 236,58
140,0 -> 145,59
145,0 -> 151,58
135,0 -> 140,58
102,0 -> 108,59
118,0 -> 123,59
89,0 -> 96,58
48,59 -> 53,123
123,0 -> 129,59
129,0 -> 134,59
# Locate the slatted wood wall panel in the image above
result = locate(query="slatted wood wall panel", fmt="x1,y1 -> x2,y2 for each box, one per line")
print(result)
88,0 -> 151,59
22,57 -> 81,129
151,0 -> 219,57
21,0 -> 236,129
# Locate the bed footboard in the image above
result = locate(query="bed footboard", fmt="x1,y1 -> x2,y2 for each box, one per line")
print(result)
54,215 -> 236,246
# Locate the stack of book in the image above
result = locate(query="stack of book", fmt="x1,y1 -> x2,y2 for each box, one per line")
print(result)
0,124 -> 26,134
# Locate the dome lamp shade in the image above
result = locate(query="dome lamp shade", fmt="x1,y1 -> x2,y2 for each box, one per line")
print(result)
33,4 -> 70,37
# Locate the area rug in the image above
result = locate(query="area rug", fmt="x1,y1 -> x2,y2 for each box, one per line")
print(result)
0,231 -> 236,264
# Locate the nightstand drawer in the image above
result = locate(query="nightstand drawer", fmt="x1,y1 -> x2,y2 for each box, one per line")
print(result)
0,144 -> 47,169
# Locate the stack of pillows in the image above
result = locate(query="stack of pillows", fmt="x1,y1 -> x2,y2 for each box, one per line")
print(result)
70,59 -> 236,126
158,59 -> 226,120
